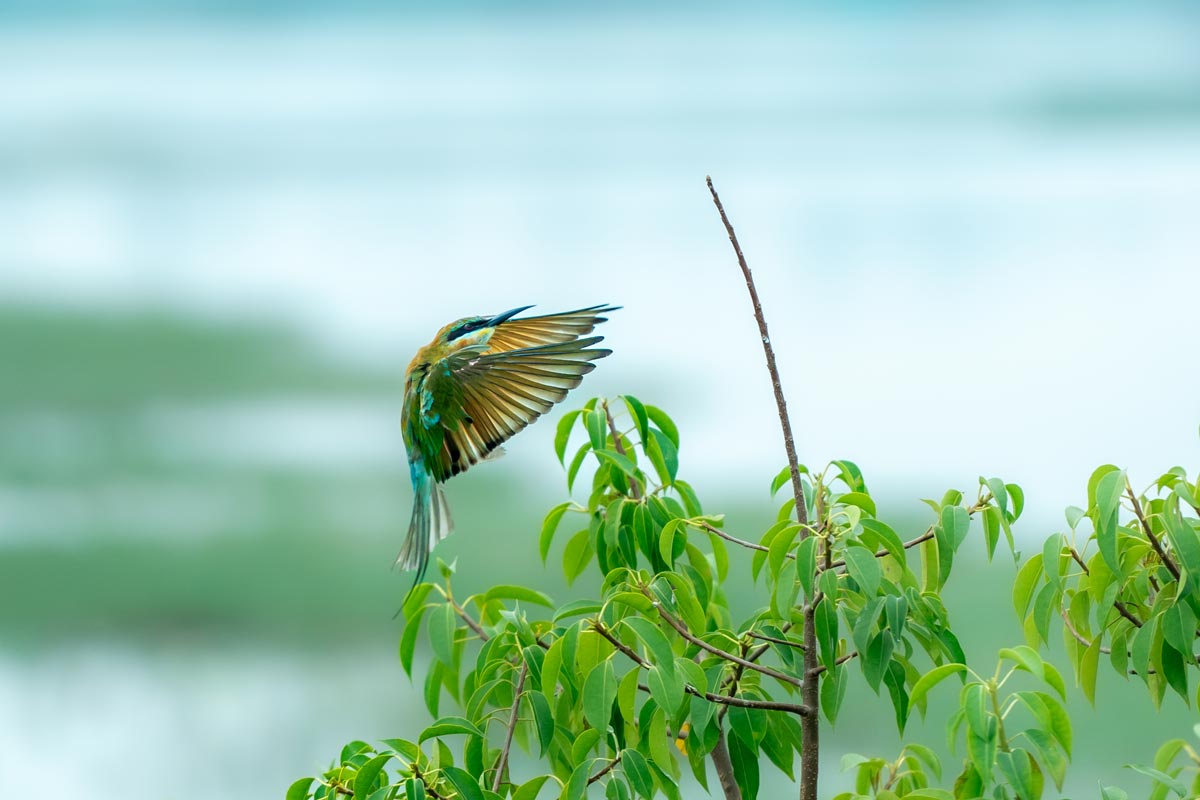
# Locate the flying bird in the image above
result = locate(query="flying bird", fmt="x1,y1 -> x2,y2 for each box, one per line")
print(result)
397,304 -> 618,589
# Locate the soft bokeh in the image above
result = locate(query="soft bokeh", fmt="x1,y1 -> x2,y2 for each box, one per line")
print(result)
3,3 -> 1199,798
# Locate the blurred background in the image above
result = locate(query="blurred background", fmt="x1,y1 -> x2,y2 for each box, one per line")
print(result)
2,2 -> 1199,797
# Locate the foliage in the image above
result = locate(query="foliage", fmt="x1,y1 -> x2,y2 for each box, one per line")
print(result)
288,396 -> 1052,800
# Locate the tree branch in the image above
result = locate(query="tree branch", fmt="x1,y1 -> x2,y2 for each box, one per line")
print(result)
651,598 -> 804,689
491,662 -> 528,793
587,753 -> 622,785
1068,546 -> 1143,628
593,621 -> 810,716
605,401 -> 643,500
450,597 -> 489,641
1127,481 -> 1181,582
710,731 -> 744,800
708,176 -> 819,800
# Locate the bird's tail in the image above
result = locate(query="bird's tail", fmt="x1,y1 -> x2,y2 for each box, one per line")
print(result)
396,463 -> 454,599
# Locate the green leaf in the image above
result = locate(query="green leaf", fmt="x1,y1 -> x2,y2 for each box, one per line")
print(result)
844,544 -> 882,598
1080,636 -> 1101,705
770,465 -> 793,497
405,777 -> 426,800
555,410 -> 582,464
441,766 -> 485,800
831,460 -> 867,493
483,584 -> 554,608
622,617 -> 676,674
909,663 -> 966,711
796,536 -> 818,597
563,762 -> 590,800
645,404 -> 680,448
940,505 -> 970,549
1094,468 -> 1127,576
1125,764 -> 1188,797
566,442 -> 591,492
419,717 -> 485,744
285,778 -> 314,800
352,754 -> 392,799
429,602 -> 457,668
840,491 -> 877,518
658,518 -> 686,566
647,664 -> 685,715
540,503 -> 572,563
1161,601 -> 1196,656
586,407 -> 608,450
572,728 -> 603,766
622,395 -> 650,444
622,749 -> 655,799
647,429 -> 679,484
583,659 -> 618,730
400,603 -> 427,677
563,529 -> 594,585
820,662 -> 848,723
513,776 -> 553,800
526,691 -> 555,757
982,506 -> 1001,560
647,707 -> 673,773
662,572 -> 706,634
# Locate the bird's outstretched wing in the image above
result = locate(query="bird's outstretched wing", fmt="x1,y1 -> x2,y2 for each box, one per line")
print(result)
416,336 -> 612,482
483,304 -> 619,353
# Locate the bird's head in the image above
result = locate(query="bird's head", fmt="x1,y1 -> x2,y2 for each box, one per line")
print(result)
433,305 -> 533,351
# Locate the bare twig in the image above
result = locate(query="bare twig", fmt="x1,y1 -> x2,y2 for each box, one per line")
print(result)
707,177 -> 808,532
708,176 -> 819,800
491,662 -> 528,793
1127,481 -> 1181,582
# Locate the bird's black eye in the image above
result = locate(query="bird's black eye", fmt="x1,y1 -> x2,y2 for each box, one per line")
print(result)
446,318 -> 487,342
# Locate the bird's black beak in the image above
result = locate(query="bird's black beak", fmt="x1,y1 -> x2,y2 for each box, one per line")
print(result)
487,305 -> 533,326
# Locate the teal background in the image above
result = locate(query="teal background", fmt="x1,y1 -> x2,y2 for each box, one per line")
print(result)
2,3 -> 1199,797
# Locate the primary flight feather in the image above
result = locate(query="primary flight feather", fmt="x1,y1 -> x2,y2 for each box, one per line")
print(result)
398,304 -> 618,588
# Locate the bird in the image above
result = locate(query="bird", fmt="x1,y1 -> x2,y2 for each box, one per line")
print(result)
397,304 -> 618,591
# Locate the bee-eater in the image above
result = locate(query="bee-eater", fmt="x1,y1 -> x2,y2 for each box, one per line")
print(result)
397,304 -> 617,589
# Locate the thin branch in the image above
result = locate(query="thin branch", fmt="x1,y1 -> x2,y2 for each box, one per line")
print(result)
747,631 -> 807,650
491,662 -> 528,793
651,599 -> 804,689
1127,481 -> 1181,582
605,401 -> 643,500
696,519 -> 771,555
822,531 -> 935,571
594,622 -> 810,716
807,651 -> 859,678
709,176 -> 818,800
450,597 -> 489,641
587,753 -> 622,785
1068,547 -> 1143,628
1060,610 -> 1112,654
707,176 -> 808,531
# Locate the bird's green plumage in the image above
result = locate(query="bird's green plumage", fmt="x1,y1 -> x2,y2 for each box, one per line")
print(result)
396,304 -> 617,588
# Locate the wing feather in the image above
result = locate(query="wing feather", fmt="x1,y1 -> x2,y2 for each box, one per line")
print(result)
421,336 -> 611,480
484,305 -> 619,353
